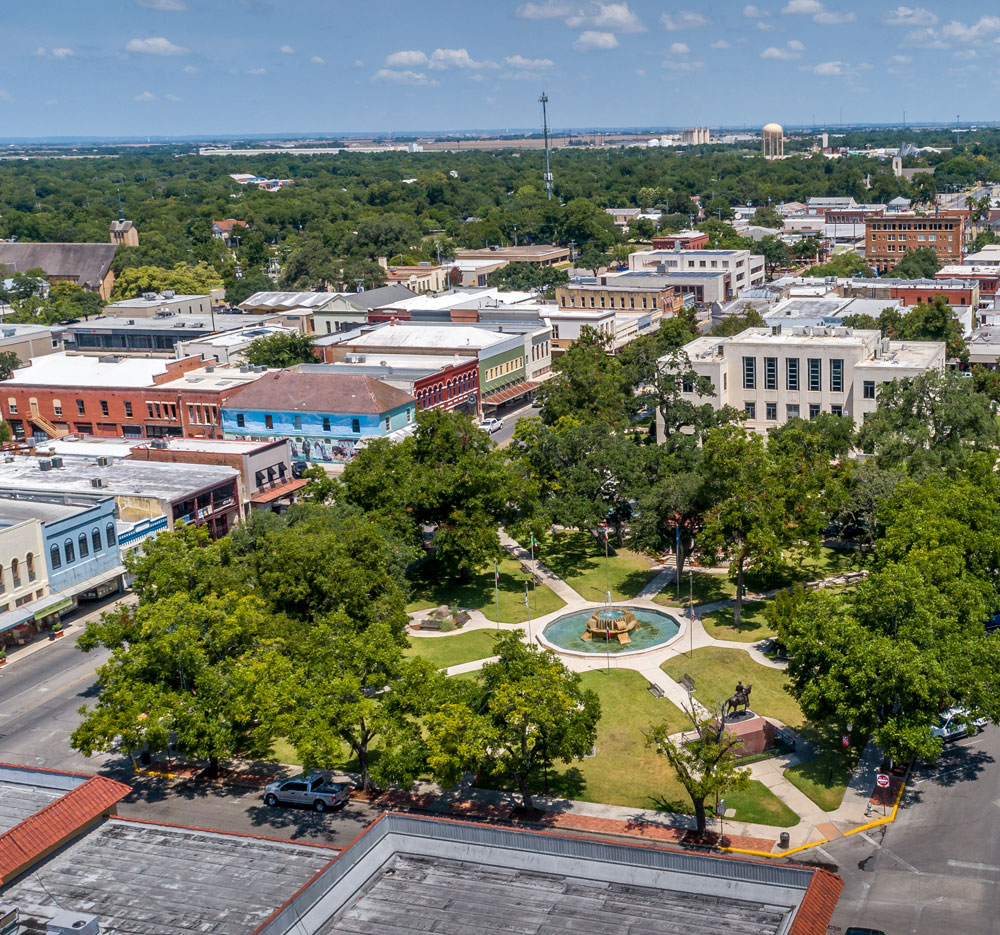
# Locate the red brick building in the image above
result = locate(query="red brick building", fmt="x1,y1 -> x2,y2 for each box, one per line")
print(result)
890,279 -> 979,308
865,213 -> 966,273
651,231 -> 709,250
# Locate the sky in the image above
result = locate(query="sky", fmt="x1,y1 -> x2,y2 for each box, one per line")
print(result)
2,0 -> 999,138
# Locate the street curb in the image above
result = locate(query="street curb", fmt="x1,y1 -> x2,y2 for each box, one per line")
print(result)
719,777 -> 908,859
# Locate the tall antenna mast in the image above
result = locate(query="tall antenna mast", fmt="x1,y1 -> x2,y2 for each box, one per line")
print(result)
539,92 -> 553,200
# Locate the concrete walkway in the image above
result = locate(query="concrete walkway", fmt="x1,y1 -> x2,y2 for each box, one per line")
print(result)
499,530 -> 586,604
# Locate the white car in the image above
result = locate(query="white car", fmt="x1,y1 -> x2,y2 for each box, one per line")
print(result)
931,707 -> 987,742
263,773 -> 350,812
479,418 -> 504,434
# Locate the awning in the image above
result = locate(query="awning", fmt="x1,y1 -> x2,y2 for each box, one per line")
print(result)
63,565 -> 126,597
482,381 -> 539,407
0,591 -> 72,634
250,478 -> 308,504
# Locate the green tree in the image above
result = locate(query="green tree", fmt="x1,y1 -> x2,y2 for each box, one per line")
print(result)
891,246 -> 941,279
750,206 -> 784,229
647,705 -> 751,836
490,262 -> 569,294
576,246 -> 612,277
241,331 -> 316,368
895,295 -> 966,361
802,252 -> 873,278
425,632 -> 601,813
791,236 -> 820,260
696,220 -> 753,250
224,268 -> 272,306
0,351 -> 21,380
758,234 -> 791,279
110,262 -> 223,300
704,196 -> 734,221
709,309 -> 765,337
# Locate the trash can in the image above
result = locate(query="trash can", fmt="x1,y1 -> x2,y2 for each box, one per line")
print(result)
779,832 -> 790,849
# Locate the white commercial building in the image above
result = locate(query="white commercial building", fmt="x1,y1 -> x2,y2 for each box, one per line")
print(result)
628,249 -> 766,294
660,324 -> 945,437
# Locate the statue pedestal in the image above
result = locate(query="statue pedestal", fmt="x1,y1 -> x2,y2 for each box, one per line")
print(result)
723,714 -> 775,757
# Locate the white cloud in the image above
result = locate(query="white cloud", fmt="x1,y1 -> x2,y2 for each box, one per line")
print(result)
165,92 -> 182,101
35,47 -> 75,58
755,20 -> 775,29
782,0 -> 822,12
954,48 -> 978,59
279,44 -> 294,54
906,27 -> 947,47
137,0 -> 187,9
134,90 -> 156,101
247,67 -> 267,74
813,9 -> 856,22
669,41 -> 690,53
516,0 -> 574,18
662,59 -> 705,71
352,59 -> 364,67
0,90 -> 13,103
782,0 -> 855,23
183,64 -> 197,73
890,54 -> 911,62
710,39 -> 731,48
660,10 -> 710,30
761,40 -> 804,58
941,16 -> 1000,42
428,48 -> 498,70
372,68 -> 437,86
505,54 -> 555,68
310,55 -> 325,64
385,50 -> 429,67
126,36 -> 187,55
807,59 -> 871,75
743,4 -> 770,15
882,6 -> 937,26
566,3 -> 645,32
573,30 -> 619,50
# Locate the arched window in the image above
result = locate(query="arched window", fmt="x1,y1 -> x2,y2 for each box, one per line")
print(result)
64,538 -> 75,563
10,558 -> 19,586
50,544 -> 62,570
0,566 -> 5,593
106,523 -> 116,548
26,552 -> 34,581
78,532 -> 89,559
92,528 -> 102,554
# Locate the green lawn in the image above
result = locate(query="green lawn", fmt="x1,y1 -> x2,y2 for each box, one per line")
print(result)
654,572 -> 735,607
662,647 -> 804,729
406,556 -> 565,624
404,628 -> 502,670
528,530 -> 657,603
701,601 -> 776,643
784,752 -> 852,812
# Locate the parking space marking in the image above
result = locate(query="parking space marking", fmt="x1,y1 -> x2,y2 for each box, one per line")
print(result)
947,860 -> 1000,873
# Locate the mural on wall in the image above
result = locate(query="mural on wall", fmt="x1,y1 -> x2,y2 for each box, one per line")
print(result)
290,437 -> 356,462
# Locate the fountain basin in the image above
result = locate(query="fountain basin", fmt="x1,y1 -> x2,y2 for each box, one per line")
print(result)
541,606 -> 681,656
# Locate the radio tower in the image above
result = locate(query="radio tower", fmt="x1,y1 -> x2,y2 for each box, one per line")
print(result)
539,92 -> 553,200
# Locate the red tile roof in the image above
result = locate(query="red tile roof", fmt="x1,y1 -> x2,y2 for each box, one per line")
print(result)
250,477 -> 307,503
789,866 -> 845,935
0,774 -> 131,884
212,219 -> 248,232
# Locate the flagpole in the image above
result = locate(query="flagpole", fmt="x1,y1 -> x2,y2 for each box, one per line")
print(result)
531,534 -> 538,611
525,582 -> 533,643
676,526 -> 681,600
494,560 -> 501,630
606,618 -> 611,676
689,570 -> 694,658
603,522 -> 611,608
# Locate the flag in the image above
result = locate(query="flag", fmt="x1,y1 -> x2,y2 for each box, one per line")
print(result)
524,583 -> 529,608
494,561 -> 499,585
601,522 -> 609,542
676,526 -> 681,553
530,534 -> 537,554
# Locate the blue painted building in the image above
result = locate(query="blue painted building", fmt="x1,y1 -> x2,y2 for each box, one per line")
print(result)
220,371 -> 415,462
0,494 -> 124,599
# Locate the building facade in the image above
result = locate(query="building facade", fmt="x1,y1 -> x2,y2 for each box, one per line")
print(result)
661,325 -> 945,437
628,249 -> 765,295
865,214 -> 966,273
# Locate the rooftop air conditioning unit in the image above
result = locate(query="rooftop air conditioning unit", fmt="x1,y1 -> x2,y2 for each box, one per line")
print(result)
126,320 -> 135,325
38,458 -> 53,471
96,455 -> 112,467
90,477 -> 107,489
49,456 -> 63,468
46,910 -> 100,935
150,439 -> 168,449
240,365 -> 251,373
881,336 -> 891,354
770,324 -> 782,336
142,292 -> 157,301
162,290 -> 176,299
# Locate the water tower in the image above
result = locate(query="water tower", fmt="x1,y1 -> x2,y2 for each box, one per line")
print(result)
762,122 -> 784,160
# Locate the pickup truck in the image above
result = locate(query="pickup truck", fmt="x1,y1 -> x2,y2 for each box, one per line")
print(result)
263,773 -> 350,812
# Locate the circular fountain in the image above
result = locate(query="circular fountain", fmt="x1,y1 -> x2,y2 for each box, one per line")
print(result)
581,607 -> 639,644
540,606 -> 681,656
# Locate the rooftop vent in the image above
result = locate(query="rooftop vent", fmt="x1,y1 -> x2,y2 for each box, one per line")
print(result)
49,456 -> 63,468
96,455 -> 113,467
98,356 -> 120,365
90,477 -> 108,489
770,324 -> 781,336
142,292 -> 157,301
150,438 -> 169,449
38,458 -> 53,471
162,290 -> 176,299
46,910 -> 100,935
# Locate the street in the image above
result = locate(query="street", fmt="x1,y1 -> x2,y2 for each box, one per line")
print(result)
493,402 -> 540,447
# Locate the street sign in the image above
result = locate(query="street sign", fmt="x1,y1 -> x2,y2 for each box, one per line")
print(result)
716,799 -> 725,816
841,733 -> 850,748
876,773 -> 891,789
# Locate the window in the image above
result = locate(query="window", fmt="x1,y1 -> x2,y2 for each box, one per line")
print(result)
53,399 -> 62,417
106,523 -> 116,548
808,358 -> 821,392
831,404 -> 843,416
124,401 -> 133,418
76,399 -> 86,416
351,418 -> 360,433
6,398 -> 15,415
146,403 -> 154,419
766,402 -> 777,421
322,416 -> 331,432
64,539 -> 75,563
863,380 -> 875,399
100,400 -> 109,417
26,552 -> 34,581
830,358 -> 844,393
384,416 -> 390,432
92,529 -> 102,554
786,357 -> 799,391
50,543 -> 62,569
742,356 -> 756,390
10,559 -> 18,587
764,357 -> 777,390
407,408 -> 412,423
264,414 -> 273,429
78,533 -> 89,559
236,413 -> 245,428
786,404 -> 800,420
809,404 -> 821,419
682,378 -> 693,394
293,415 -> 302,430
744,402 -> 756,420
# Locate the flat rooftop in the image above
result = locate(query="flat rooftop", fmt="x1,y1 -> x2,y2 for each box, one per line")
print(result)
105,293 -> 209,308
0,497 -> 92,528
4,353 -> 180,388
130,437 -> 284,454
0,456 -> 238,501
3,818 -> 337,935
346,324 -> 509,350
0,764 -> 86,835
66,311 -> 258,333
184,324 -> 295,348
157,366 -> 269,391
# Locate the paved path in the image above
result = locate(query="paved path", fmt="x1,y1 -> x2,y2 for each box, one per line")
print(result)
499,530 -> 586,604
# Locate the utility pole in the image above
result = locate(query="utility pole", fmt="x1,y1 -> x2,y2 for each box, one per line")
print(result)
540,92 -> 553,201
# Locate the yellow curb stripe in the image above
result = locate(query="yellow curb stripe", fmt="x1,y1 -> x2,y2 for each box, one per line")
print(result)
135,768 -> 175,779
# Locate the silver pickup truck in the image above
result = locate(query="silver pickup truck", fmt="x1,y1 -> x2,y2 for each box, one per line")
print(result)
263,773 -> 350,813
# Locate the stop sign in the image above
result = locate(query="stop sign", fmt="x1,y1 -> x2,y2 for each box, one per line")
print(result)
876,773 -> 890,788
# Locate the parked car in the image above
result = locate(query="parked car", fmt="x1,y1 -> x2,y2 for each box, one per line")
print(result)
931,707 -> 987,742
985,613 -> 1000,633
845,927 -> 888,935
263,772 -> 350,812
479,417 -> 504,434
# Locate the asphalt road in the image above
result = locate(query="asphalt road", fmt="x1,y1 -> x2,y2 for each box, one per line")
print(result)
493,403 -> 540,447
822,727 -> 1000,935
